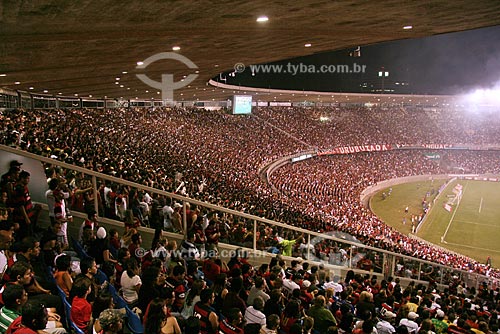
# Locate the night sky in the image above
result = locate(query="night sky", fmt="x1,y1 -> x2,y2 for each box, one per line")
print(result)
217,25 -> 500,95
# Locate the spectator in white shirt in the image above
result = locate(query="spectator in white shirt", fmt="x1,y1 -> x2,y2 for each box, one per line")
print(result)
400,312 -> 420,334
244,296 -> 266,327
120,258 -> 142,306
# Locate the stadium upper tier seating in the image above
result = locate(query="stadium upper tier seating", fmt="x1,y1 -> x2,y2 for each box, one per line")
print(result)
2,106 -> 500,277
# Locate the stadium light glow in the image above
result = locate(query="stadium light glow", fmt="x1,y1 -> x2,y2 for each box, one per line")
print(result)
459,83 -> 500,111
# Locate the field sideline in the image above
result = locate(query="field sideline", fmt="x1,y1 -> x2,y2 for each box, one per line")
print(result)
371,179 -> 500,266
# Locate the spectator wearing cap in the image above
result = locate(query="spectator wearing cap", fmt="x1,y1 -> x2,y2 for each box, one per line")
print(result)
431,309 -> 448,334
89,227 -> 116,265
299,280 -> 314,307
400,312 -> 420,334
307,295 -> 337,334
376,309 -> 397,334
98,308 -> 125,334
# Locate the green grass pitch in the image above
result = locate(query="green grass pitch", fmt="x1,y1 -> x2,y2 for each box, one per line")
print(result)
370,179 -> 500,267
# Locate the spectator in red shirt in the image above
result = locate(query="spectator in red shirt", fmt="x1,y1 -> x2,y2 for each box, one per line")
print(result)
70,276 -> 92,333
202,252 -> 221,285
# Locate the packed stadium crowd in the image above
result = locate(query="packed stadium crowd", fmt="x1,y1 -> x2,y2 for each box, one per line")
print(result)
254,106 -> 500,149
3,105 -> 500,333
2,105 -> 500,280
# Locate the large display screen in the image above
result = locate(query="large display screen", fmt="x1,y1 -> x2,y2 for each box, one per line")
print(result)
232,95 -> 252,114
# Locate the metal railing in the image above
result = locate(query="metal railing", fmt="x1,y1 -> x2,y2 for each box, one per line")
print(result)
1,144 -> 497,290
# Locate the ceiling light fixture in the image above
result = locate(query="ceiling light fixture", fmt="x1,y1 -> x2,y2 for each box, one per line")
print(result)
136,61 -> 144,66
304,43 -> 312,47
172,46 -> 181,51
403,25 -> 413,30
256,16 -> 268,22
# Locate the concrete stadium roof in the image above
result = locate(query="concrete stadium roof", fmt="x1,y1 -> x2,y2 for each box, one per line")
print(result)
1,1 -> 500,103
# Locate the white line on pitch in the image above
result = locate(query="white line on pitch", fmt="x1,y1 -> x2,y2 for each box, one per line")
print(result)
453,221 -> 500,228
441,182 -> 467,243
479,197 -> 483,213
443,241 -> 500,253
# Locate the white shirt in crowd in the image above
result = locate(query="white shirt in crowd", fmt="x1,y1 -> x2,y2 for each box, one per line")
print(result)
120,273 -> 142,304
